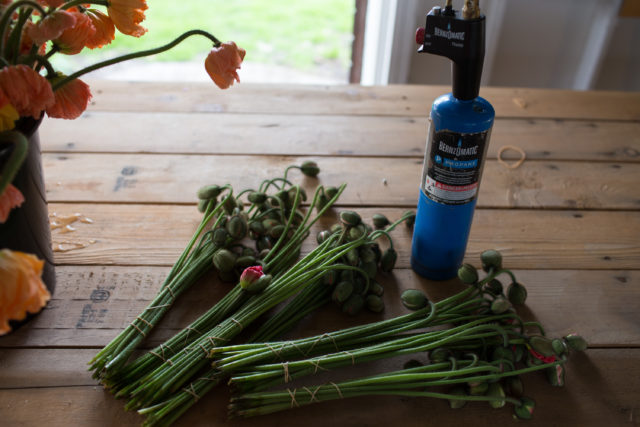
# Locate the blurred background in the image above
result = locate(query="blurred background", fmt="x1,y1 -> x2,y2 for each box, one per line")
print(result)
51,0 -> 640,90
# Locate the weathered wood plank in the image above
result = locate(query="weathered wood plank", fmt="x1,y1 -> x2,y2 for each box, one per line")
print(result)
45,205 -> 640,269
0,266 -> 637,348
0,349 -> 637,427
39,112 -> 640,162
84,81 -> 640,120
43,154 -> 640,209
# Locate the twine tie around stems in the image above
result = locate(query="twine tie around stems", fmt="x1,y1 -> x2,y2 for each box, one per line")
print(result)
182,384 -> 200,402
303,386 -> 321,403
329,382 -> 343,399
309,359 -> 329,374
283,362 -> 291,383
287,388 -> 299,408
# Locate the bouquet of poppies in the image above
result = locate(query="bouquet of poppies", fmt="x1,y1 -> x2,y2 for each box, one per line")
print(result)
0,0 -> 245,335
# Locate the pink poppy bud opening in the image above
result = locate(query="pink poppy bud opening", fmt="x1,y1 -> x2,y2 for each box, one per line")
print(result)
239,265 -> 264,290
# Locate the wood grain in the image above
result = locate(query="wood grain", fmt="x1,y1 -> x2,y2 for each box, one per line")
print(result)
39,112 -> 640,162
0,266 -> 637,348
85,81 -> 640,120
43,153 -> 640,209
45,204 -> 640,269
0,349 -> 637,427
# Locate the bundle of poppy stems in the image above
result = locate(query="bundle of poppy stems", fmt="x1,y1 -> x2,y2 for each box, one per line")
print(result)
90,162 -> 585,425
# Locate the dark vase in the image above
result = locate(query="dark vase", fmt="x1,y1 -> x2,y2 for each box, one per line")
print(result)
0,116 -> 55,330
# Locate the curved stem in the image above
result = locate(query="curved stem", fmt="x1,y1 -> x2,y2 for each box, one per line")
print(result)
0,131 -> 29,195
52,29 -> 221,91
0,1 -> 47,58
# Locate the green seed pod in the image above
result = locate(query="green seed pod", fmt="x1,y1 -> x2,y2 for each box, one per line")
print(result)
226,216 -> 248,240
564,334 -> 588,352
480,249 -> 502,272
361,260 -> 378,279
235,255 -> 257,269
448,386 -> 467,409
342,294 -> 364,316
552,338 -> 566,356
404,211 -> 416,228
546,364 -> 565,387
348,224 -> 366,241
507,281 -> 527,305
345,248 -> 360,266
372,213 -> 390,229
339,210 -> 362,227
262,218 -> 280,232
468,381 -> 489,396
325,186 -> 339,199
403,359 -> 422,370
300,160 -> 320,177
484,278 -> 503,296
256,236 -> 273,252
429,348 -> 450,363
244,274 -> 272,294
317,230 -> 332,244
197,199 -> 209,213
513,397 -> 535,420
212,228 -> 229,247
505,376 -> 524,398
212,249 -> 236,272
380,248 -> 397,273
529,336 -> 555,357
487,382 -> 506,408
249,220 -> 266,235
197,185 -> 222,200
269,224 -> 285,239
365,294 -> 384,313
370,280 -> 384,297
457,263 -> 478,284
247,191 -> 267,204
490,296 -> 511,314
359,247 -> 377,263
332,281 -> 353,305
323,270 -> 338,287
401,289 -> 428,311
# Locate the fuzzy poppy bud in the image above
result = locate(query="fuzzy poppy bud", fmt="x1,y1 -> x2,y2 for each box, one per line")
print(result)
345,249 -> 359,266
546,364 -> 565,387
457,263 -> 478,284
370,280 -> 384,296
300,160 -> 320,177
448,386 -> 467,409
316,193 -> 330,212
380,248 -> 397,272
269,224 -> 285,239
342,294 -> 364,316
223,196 -> 238,213
552,338 -> 567,356
372,213 -> 390,229
226,215 -> 248,240
256,236 -> 273,252
492,346 -> 515,363
239,265 -> 264,289
247,191 -> 267,204
513,397 -> 535,420
317,230 -> 332,244
404,211 -> 416,228
429,348 -> 450,363
359,247 -> 376,263
332,281 -> 353,305
235,255 -> 257,269
249,220 -> 266,235
484,278 -> 503,296
339,210 -> 361,227
507,281 -> 527,305
360,260 -> 377,279
529,336 -> 555,357
325,186 -> 339,199
487,382 -> 506,408
323,270 -> 337,287
212,228 -> 229,247
212,249 -> 236,272
330,223 -> 343,234
348,224 -> 366,241
246,274 -> 272,294
564,334 -> 588,352
365,294 -> 384,313
273,189 -> 289,207
288,186 -> 307,202
197,185 -> 222,200
468,381 -> 488,396
481,249 -> 502,272
258,248 -> 270,259
505,376 -> 524,398
491,296 -> 511,314
401,289 -> 428,310
197,199 -> 208,213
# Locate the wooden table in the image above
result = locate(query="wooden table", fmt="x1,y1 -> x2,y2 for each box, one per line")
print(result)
1,82 -> 639,426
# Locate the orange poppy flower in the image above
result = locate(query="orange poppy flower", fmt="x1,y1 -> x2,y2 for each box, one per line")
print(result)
46,76 -> 92,120
28,10 -> 77,45
204,41 -> 246,89
0,249 -> 51,336
54,11 -> 96,55
0,183 -> 25,223
85,9 -> 115,49
107,0 -> 148,38
0,65 -> 54,118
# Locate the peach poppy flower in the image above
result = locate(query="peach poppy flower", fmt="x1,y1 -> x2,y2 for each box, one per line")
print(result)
54,11 -> 96,55
20,22 -> 47,56
204,41 -> 246,89
0,249 -> 51,336
46,76 -> 92,120
107,0 -> 148,38
0,65 -> 54,118
0,184 -> 25,223
85,9 -> 115,49
28,10 -> 77,45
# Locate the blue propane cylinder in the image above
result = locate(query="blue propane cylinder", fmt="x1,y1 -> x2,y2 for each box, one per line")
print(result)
411,94 -> 494,280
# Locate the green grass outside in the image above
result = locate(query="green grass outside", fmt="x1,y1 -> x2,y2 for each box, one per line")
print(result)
51,0 -> 355,72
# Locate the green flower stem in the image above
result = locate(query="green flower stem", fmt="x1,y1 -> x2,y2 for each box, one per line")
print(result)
7,8 -> 31,63
0,131 -> 28,196
0,1 -> 46,59
51,29 -> 221,91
